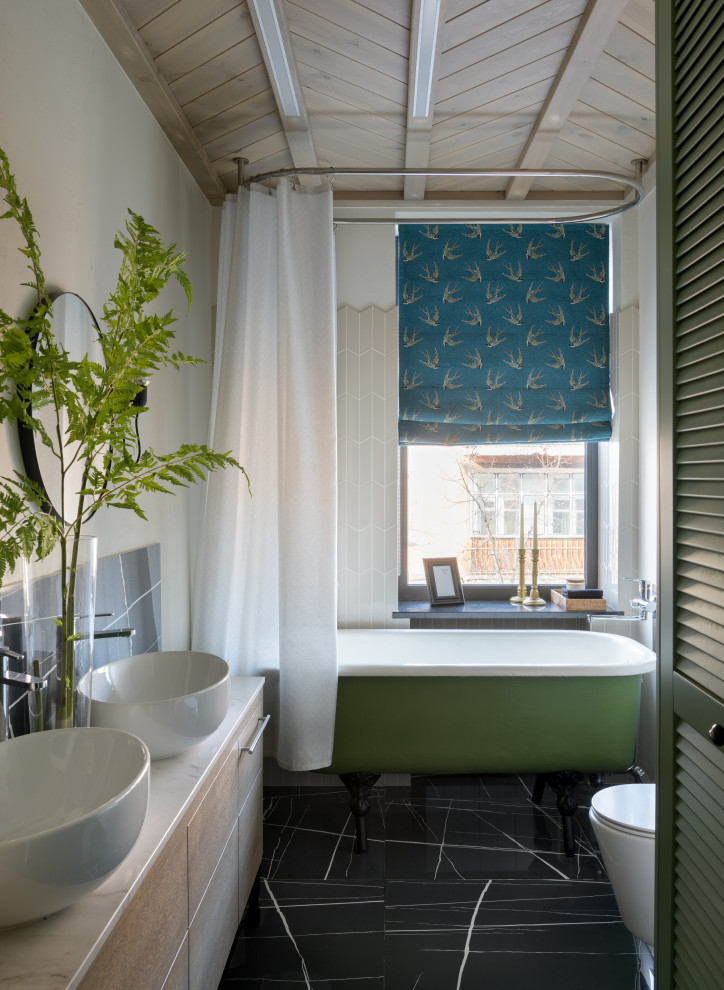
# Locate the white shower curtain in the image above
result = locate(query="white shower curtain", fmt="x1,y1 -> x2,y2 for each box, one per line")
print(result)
192,181 -> 338,771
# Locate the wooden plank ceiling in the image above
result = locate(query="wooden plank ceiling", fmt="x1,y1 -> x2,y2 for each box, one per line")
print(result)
79,0 -> 655,213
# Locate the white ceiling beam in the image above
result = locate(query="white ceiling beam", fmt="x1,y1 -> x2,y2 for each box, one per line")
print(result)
77,0 -> 227,206
247,0 -> 319,181
404,0 -> 446,201
505,0 -> 629,201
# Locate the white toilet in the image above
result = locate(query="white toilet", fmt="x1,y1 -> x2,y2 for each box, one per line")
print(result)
589,783 -> 656,947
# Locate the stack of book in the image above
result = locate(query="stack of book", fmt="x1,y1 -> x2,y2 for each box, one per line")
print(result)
550,588 -> 607,612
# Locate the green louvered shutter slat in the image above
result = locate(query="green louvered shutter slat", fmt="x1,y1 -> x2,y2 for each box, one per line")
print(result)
676,160 -> 724,230
678,390 -> 724,419
677,563 -> 724,589
676,128 -> 724,209
676,88 -> 724,152
674,300 -> 724,345
676,280 -> 724,326
679,576 -> 724,609
677,462 -> 724,483
673,720 -> 724,989
658,0 -> 724,986
676,126 -> 724,194
677,412 -> 724,440
673,0 -> 724,696
677,215 -> 724,271
676,208 -> 724,265
676,335 -> 724,373
677,444 -> 724,466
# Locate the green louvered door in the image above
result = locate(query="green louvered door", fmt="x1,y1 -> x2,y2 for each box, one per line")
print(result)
657,1 -> 724,987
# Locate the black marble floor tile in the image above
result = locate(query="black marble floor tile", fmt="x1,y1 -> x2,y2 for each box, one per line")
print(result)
263,788 -> 385,881
385,878 -> 637,989
218,773 -> 644,990
383,775 -> 605,882
221,879 -> 384,987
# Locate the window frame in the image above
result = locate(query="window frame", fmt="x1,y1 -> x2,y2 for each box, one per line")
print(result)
398,442 -> 599,601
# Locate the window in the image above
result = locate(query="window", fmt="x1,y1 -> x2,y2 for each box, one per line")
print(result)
399,442 -> 597,599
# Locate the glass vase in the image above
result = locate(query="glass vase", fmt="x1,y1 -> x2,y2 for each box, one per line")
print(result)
25,535 -> 97,730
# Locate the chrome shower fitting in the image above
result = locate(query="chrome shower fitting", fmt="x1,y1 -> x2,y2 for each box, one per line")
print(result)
628,579 -> 657,620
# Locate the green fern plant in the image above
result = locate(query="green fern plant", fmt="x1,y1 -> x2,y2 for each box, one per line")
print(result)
0,147 -> 245,728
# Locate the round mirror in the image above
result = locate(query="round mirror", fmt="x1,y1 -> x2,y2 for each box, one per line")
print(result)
18,292 -> 104,523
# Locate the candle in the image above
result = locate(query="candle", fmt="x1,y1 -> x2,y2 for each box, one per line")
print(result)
533,501 -> 538,551
519,502 -> 525,550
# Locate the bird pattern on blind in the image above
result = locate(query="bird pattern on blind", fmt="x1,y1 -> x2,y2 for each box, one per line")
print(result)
397,222 -> 612,444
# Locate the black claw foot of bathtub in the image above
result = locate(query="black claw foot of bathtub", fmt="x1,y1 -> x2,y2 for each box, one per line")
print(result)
339,772 -> 380,853
531,773 -> 547,804
535,771 -> 584,857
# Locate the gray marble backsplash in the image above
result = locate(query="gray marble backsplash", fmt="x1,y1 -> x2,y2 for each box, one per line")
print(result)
0,543 -> 161,737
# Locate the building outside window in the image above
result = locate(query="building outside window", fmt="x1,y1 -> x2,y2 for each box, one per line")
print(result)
403,442 -> 587,590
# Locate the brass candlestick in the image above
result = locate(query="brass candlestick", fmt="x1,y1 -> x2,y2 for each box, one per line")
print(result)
510,548 -> 527,603
523,550 -> 545,606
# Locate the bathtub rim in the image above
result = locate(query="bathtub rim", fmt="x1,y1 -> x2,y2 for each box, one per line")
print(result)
335,628 -> 656,677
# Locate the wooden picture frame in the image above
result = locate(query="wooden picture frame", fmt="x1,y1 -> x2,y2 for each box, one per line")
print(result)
422,557 -> 465,606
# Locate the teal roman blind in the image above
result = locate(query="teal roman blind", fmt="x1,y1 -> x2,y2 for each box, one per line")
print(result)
397,222 -> 611,444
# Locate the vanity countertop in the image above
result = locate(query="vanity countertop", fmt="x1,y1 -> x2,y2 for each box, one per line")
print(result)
0,676 -> 264,990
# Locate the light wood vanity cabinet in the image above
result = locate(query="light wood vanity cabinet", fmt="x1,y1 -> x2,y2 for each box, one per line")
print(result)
161,935 -> 190,990
187,698 -> 264,990
188,823 -> 239,990
78,690 -> 265,990
238,771 -> 263,919
78,827 -> 190,990
188,742 -> 240,920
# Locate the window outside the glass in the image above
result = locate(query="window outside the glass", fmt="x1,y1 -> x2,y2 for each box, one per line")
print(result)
405,443 -> 586,586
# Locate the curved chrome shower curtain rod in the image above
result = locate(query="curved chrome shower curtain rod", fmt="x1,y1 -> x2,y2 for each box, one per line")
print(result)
237,164 -> 645,224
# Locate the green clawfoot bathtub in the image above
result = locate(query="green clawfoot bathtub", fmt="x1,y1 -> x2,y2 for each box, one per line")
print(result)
324,629 -> 656,856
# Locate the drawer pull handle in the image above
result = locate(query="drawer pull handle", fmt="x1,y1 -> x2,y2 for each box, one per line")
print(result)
709,723 -> 724,747
242,714 -> 270,754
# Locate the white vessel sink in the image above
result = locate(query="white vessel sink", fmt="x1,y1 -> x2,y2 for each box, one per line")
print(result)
0,727 -> 150,929
86,651 -> 231,759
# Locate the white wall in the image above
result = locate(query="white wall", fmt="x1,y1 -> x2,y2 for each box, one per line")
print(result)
337,305 -> 402,627
335,225 -> 397,311
0,0 -> 219,649
605,170 -> 658,620
593,173 -> 658,779
636,181 -> 659,602
635,176 -> 659,779
335,227 -> 404,628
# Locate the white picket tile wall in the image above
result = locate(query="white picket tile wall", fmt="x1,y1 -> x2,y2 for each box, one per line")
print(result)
337,305 -> 406,629
599,306 -> 640,611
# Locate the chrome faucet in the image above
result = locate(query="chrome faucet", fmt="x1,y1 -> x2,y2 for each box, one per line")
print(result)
0,646 -> 48,741
93,627 -> 135,640
629,579 -> 657,620
0,644 -> 25,665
